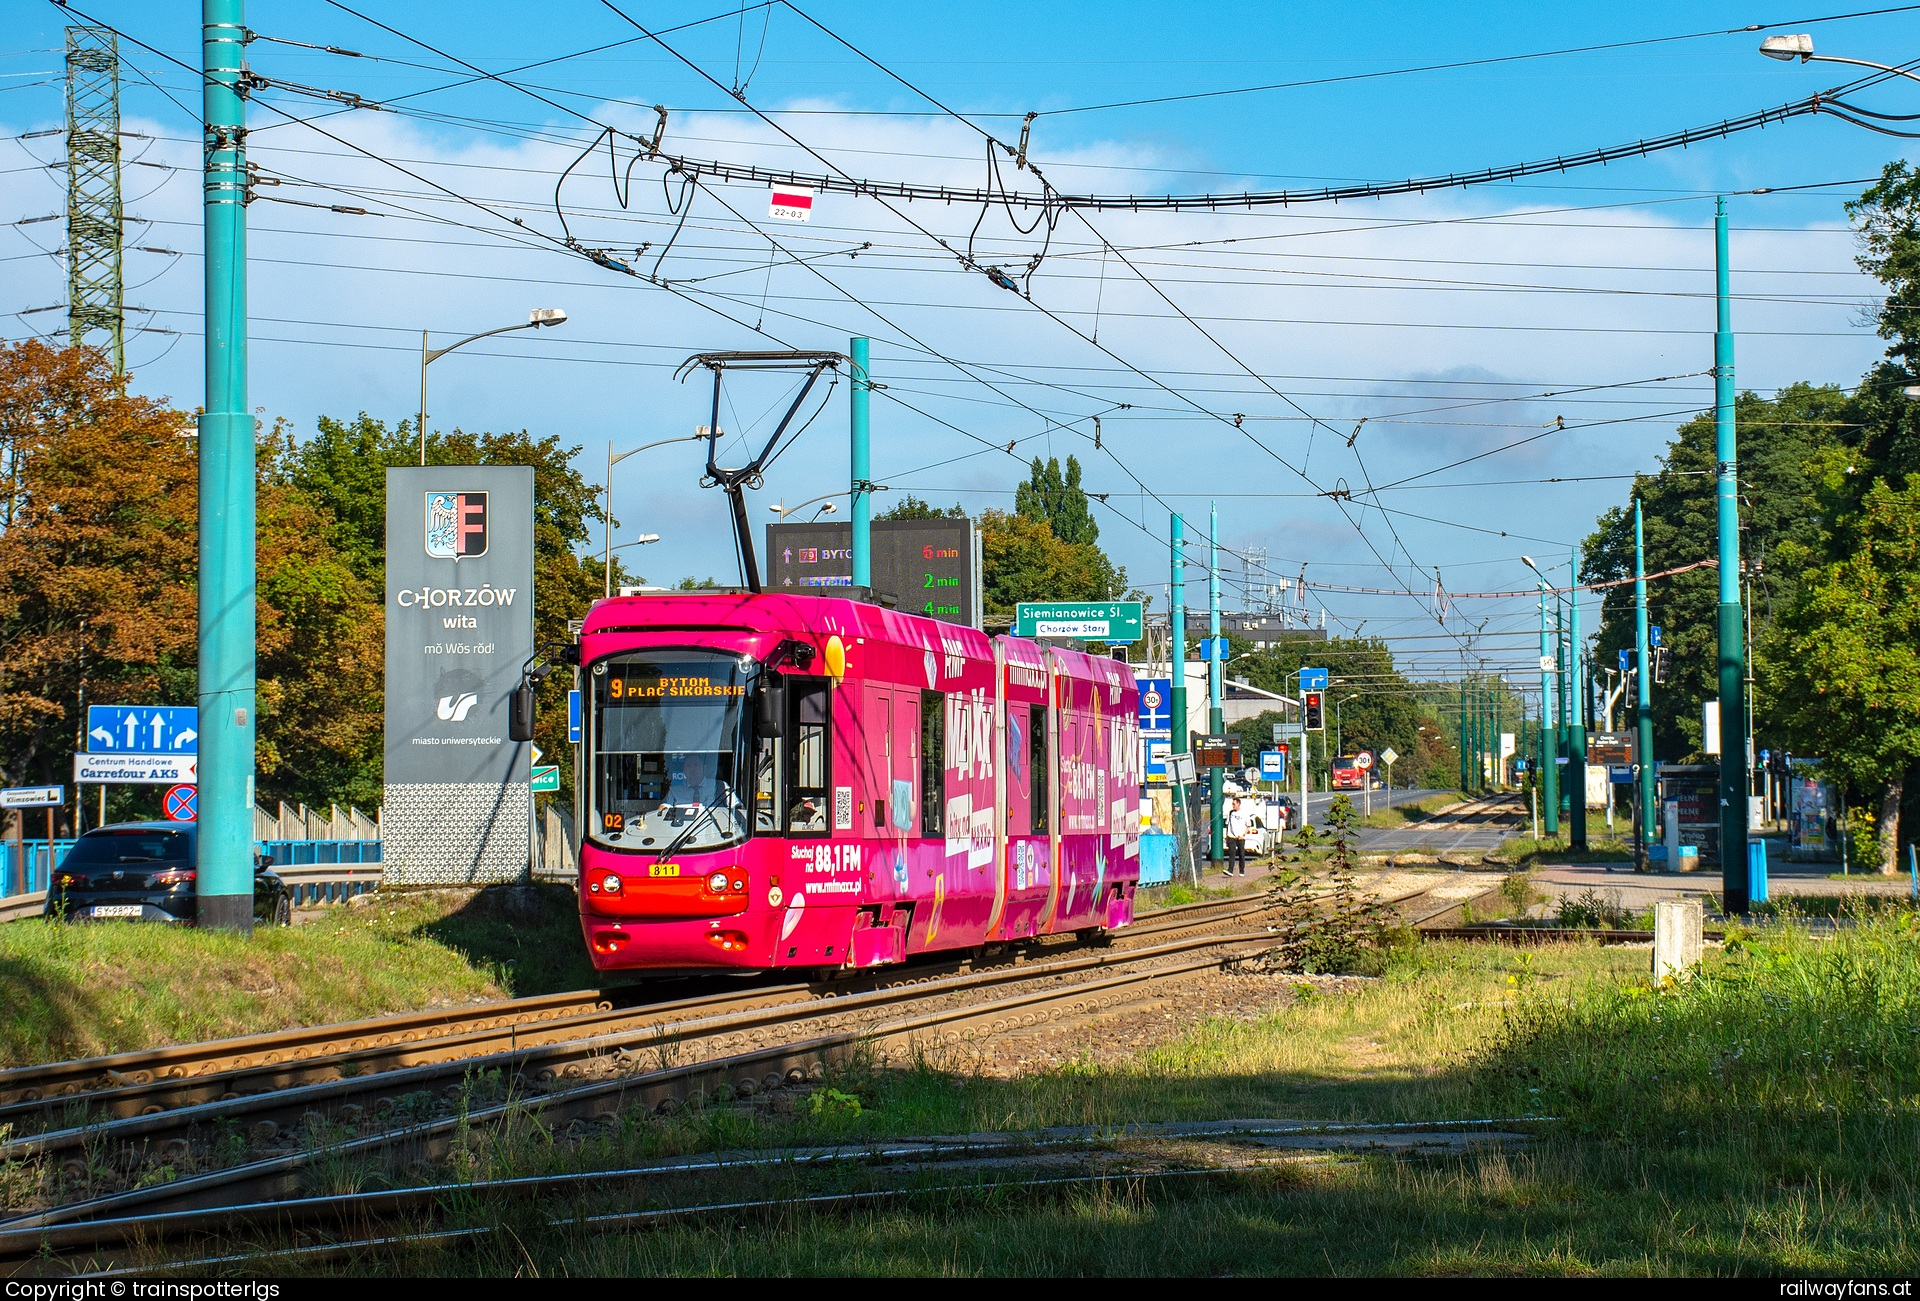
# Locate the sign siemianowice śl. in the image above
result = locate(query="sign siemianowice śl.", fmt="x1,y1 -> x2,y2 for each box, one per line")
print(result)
384,466 -> 534,884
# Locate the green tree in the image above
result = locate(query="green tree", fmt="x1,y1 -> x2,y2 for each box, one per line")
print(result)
281,414 -> 614,803
1014,455 -> 1099,547
977,508 -> 1126,621
875,494 -> 966,520
1763,470 -> 1920,873
1849,160 -> 1920,373
1582,384 -> 1853,760
1226,634 -> 1442,788
0,344 -> 384,815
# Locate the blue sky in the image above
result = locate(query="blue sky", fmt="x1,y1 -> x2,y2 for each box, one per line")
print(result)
3,0 -> 1916,684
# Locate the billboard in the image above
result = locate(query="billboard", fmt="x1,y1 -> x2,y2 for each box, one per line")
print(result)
766,517 -> 981,628
384,466 -> 535,884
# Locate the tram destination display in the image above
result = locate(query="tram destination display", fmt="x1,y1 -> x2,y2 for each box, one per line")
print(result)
384,465 -> 536,885
767,517 -> 981,629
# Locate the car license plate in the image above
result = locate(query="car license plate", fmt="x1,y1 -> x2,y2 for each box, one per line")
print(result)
647,863 -> 680,878
90,905 -> 143,918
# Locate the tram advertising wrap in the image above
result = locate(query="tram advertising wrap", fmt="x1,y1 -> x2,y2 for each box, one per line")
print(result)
766,517 -> 982,629
572,591 -> 1140,974
383,465 -> 535,884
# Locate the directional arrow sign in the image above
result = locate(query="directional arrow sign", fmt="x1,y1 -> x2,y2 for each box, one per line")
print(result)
86,706 -> 198,754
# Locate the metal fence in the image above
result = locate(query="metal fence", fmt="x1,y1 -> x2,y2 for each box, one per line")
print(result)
1,799 -> 575,920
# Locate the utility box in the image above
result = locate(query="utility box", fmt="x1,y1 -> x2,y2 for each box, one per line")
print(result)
1653,898 -> 1704,981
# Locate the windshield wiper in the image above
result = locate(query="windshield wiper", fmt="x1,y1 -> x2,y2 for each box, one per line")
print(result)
654,795 -> 729,863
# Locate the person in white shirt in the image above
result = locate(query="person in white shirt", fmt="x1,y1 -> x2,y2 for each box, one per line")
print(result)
1225,797 -> 1250,877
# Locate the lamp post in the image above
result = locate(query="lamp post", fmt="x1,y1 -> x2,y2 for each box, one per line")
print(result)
606,434 -> 705,599
770,494 -> 843,524
419,308 -> 567,466
1759,32 -> 1920,82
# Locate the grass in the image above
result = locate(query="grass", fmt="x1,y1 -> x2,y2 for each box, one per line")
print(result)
1493,811 -> 1637,866
246,906 -> 1920,1276
0,884 -> 595,1066
1354,790 -> 1466,829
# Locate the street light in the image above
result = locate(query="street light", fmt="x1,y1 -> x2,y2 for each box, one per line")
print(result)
605,534 -> 662,593
770,493 -> 843,523
418,308 -> 567,466
1759,32 -> 1920,83
606,435 -> 706,599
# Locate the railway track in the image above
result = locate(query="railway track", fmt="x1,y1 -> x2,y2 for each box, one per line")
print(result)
4,1118 -> 1540,1276
0,878 -> 1483,1257
0,989 -> 617,1108
0,893 -> 1259,1139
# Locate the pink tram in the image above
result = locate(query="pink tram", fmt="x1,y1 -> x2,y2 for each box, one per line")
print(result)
570,591 -> 1142,974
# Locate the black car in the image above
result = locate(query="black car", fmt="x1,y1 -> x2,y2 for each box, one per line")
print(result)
45,822 -> 292,926
1273,795 -> 1297,830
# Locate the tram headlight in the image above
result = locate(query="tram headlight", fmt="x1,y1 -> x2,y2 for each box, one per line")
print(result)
600,872 -> 622,895
707,871 -> 728,892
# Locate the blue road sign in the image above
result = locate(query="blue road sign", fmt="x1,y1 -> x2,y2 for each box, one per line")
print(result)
86,705 -> 197,754
1196,637 -> 1232,662
1649,625 -> 1663,648
1619,648 -> 1631,673
1259,749 -> 1287,780
1298,667 -> 1328,692
1136,677 -> 1172,731
568,689 -> 583,744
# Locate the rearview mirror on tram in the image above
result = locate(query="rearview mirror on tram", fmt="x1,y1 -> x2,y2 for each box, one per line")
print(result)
509,681 -> 537,743
755,677 -> 787,737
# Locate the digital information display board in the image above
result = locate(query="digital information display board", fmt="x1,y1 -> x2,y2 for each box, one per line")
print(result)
766,517 -> 981,628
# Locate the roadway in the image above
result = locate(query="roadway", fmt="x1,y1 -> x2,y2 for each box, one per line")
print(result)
1293,787 -> 1518,855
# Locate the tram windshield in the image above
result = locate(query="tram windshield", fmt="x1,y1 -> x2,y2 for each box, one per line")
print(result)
588,649 -> 754,854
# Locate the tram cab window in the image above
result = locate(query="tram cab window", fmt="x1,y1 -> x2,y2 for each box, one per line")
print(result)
588,650 -> 750,853
920,689 -> 944,836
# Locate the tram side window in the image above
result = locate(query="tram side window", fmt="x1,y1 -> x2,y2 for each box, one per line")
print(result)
921,689 -> 944,836
1030,704 -> 1048,834
787,680 -> 830,835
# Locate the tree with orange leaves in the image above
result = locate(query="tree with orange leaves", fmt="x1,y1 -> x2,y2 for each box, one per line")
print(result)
0,341 -> 383,813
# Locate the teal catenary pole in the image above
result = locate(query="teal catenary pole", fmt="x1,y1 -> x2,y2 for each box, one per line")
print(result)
1568,546 -> 1588,851
1207,503 -> 1224,863
198,0 -> 254,933
849,337 -> 871,590
1538,580 -> 1559,836
1170,513 -> 1187,746
1714,197 -> 1750,912
1169,513 -> 1191,877
1458,681 -> 1467,791
1551,598 -> 1566,813
1635,499 -> 1656,853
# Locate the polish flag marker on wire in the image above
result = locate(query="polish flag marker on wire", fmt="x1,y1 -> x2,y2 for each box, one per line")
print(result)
769,184 -> 814,222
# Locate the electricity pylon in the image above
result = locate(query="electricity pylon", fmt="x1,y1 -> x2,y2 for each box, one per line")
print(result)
65,26 -> 124,373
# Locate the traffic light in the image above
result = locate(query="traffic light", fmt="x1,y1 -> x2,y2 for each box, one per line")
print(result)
1303,690 -> 1324,731
1651,646 -> 1671,685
